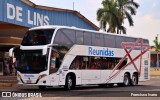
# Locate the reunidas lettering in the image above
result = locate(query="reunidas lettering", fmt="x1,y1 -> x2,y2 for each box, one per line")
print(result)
88,47 -> 114,56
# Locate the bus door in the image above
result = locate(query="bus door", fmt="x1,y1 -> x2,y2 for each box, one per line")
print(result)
81,57 -> 101,84
49,49 -> 60,86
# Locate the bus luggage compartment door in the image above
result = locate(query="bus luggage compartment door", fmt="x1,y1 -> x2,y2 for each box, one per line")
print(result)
81,70 -> 101,84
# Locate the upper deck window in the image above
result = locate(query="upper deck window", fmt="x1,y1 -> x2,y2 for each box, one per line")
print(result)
54,29 -> 75,47
21,29 -> 54,46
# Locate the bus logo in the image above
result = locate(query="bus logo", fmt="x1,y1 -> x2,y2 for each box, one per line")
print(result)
24,74 -> 34,78
88,47 -> 114,57
2,92 -> 11,97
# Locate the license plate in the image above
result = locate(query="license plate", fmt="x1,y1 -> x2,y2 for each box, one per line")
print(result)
26,80 -> 32,83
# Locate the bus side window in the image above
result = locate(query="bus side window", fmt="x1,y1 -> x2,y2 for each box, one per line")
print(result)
76,31 -> 84,44
50,51 -> 59,73
104,35 -> 115,48
92,34 -> 104,46
70,56 -> 91,70
118,59 -> 128,69
84,32 -> 91,45
70,60 -> 76,69
116,36 -> 125,48
70,56 -> 83,70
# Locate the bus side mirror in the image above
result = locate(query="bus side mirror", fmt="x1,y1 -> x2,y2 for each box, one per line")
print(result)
9,48 -> 14,57
42,44 -> 59,55
9,46 -> 20,57
42,46 -> 48,55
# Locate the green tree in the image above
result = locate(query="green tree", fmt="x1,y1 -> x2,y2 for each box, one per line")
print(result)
97,0 -> 120,33
97,0 -> 139,34
153,40 -> 160,67
116,0 -> 139,34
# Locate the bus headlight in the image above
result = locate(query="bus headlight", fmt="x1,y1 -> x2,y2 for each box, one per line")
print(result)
17,73 -> 24,83
38,74 -> 47,80
17,73 -> 22,79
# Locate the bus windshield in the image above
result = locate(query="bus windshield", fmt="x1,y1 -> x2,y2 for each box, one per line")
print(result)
21,29 -> 54,46
16,50 -> 48,74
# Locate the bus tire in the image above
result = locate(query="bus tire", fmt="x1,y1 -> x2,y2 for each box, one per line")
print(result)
130,74 -> 138,86
123,73 -> 130,86
38,86 -> 46,90
64,75 -> 73,90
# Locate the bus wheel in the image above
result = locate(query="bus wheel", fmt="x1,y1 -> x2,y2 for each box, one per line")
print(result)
38,86 -> 46,90
123,73 -> 130,86
130,74 -> 138,86
64,75 -> 73,90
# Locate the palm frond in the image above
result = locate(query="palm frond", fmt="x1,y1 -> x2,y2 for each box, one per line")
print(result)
124,11 -> 134,26
153,40 -> 160,52
126,6 -> 136,15
97,8 -> 105,21
126,1 -> 140,9
151,46 -> 155,49
118,25 -> 126,34
97,0 -> 139,34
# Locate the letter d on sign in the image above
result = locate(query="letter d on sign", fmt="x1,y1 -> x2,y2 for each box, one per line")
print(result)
7,3 -> 15,20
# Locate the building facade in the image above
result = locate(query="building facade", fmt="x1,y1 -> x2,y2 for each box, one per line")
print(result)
150,48 -> 160,67
0,0 -> 99,45
0,0 -> 99,75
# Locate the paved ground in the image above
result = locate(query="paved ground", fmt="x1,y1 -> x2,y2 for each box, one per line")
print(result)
0,78 -> 160,100
0,70 -> 160,100
150,68 -> 160,77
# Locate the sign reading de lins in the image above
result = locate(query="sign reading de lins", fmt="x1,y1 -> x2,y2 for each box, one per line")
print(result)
7,3 -> 50,26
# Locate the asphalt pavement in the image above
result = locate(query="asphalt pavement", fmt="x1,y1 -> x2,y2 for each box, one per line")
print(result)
0,76 -> 160,100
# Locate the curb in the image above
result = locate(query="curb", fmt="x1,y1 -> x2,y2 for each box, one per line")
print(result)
150,75 -> 160,78
0,83 -> 13,87
0,80 -> 17,83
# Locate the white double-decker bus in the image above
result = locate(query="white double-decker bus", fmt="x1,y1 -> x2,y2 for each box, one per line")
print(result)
9,25 -> 150,90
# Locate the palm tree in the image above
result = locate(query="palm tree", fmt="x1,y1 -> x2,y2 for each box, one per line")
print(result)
116,0 -> 139,34
97,0 -> 139,34
97,0 -> 120,33
152,40 -> 160,67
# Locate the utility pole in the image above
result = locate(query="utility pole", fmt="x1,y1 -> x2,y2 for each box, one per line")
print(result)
73,2 -> 74,10
156,34 -> 159,67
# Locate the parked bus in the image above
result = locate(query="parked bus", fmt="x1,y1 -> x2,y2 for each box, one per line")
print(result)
9,25 -> 150,90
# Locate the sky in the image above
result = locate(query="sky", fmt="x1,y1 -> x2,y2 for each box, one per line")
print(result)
30,0 -> 160,45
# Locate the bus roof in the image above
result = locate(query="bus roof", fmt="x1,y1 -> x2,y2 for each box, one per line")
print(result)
29,25 -> 149,41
